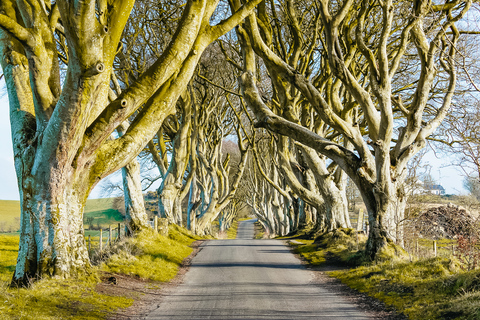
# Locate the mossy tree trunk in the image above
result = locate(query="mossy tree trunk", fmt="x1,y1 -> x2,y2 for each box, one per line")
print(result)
15,171 -> 92,284
238,0 -> 469,260
0,0 -> 263,285
122,159 -> 150,234
158,93 -> 192,224
195,127 -> 250,235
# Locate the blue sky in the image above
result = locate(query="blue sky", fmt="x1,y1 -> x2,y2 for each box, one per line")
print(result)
0,94 -> 468,200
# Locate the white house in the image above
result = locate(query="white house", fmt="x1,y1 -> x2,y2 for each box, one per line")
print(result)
408,179 -> 446,195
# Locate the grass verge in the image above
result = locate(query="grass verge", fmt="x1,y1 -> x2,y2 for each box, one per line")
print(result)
101,225 -> 202,282
289,228 -> 480,320
0,225 -> 206,319
227,220 -> 239,239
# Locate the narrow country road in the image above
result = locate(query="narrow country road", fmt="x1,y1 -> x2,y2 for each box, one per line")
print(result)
146,220 -> 370,319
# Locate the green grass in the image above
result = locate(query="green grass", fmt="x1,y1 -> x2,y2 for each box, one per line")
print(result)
101,224 -> 204,282
290,229 -> 480,320
0,235 -> 19,282
0,234 -> 133,319
0,224 -> 207,319
84,209 -> 124,229
84,198 -> 124,229
227,220 -> 239,239
290,228 -> 368,266
0,276 -> 133,320
84,198 -> 116,213
331,258 -> 480,319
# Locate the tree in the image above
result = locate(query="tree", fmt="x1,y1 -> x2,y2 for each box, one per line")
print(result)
0,0 -> 262,286
238,0 -> 471,259
441,101 -> 480,191
157,92 -> 193,225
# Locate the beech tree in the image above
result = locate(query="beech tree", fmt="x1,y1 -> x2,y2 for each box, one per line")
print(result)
157,92 -> 193,225
0,0 -> 262,285
191,85 -> 249,235
238,0 -> 471,259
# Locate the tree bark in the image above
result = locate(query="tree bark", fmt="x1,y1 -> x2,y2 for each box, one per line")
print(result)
14,168 -> 91,286
122,160 -> 150,234
0,0 -> 263,284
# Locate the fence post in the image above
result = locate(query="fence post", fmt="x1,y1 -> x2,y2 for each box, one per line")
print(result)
452,245 -> 455,256
118,223 -> 121,240
416,240 -> 419,256
433,240 -> 437,257
99,229 -> 103,252
355,230 -> 359,250
356,209 -> 364,232
88,235 -> 91,252
154,216 -> 158,233
109,225 -> 112,246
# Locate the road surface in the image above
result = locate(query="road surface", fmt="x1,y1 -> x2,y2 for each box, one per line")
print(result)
146,219 -> 370,319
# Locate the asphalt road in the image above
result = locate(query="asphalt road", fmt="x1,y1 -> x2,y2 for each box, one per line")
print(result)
146,219 -> 370,319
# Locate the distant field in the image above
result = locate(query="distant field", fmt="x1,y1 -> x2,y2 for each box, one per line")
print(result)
0,198 -> 124,233
0,200 -> 21,232
83,198 -> 125,229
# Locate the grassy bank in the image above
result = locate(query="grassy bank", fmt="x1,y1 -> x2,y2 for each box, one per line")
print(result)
289,229 -> 480,320
0,225 -> 204,319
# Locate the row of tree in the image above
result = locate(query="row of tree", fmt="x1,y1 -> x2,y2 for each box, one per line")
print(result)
0,0 -> 477,286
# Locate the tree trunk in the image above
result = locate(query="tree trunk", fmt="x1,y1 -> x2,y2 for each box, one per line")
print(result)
158,97 -> 192,223
172,197 -> 184,227
13,172 -> 90,286
363,183 -> 407,260
118,122 -> 150,234
299,145 -> 350,232
187,174 -> 198,231
122,159 -> 149,234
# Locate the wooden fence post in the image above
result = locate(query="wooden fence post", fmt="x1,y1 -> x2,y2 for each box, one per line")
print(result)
355,230 -> 359,250
154,216 -> 158,233
118,223 -> 121,240
99,229 -> 103,252
433,240 -> 437,257
356,209 -> 364,232
88,235 -> 91,252
109,225 -> 112,246
416,240 -> 419,256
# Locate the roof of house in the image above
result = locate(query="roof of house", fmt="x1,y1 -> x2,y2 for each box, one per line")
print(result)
425,184 -> 445,191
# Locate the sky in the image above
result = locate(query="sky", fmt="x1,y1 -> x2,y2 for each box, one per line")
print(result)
0,94 -> 469,201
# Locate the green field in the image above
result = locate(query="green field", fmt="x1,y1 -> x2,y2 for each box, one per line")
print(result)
0,200 -> 21,233
0,198 -> 124,233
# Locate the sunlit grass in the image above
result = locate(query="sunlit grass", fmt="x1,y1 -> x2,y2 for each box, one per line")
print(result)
291,229 -> 480,319
101,226 -> 200,282
291,228 -> 368,265
331,258 -> 480,319
227,220 -> 239,239
0,235 -> 19,283
0,276 -> 133,320
0,224 -> 206,319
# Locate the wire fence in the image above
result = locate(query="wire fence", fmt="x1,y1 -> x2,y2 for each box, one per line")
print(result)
84,217 -> 169,259
349,209 -> 461,261
85,223 -> 124,258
